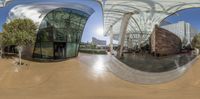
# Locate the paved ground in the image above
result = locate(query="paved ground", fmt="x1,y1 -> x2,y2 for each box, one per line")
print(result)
119,53 -> 196,72
0,53 -> 200,99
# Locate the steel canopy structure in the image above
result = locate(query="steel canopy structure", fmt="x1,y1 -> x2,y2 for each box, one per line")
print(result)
7,2 -> 94,28
0,0 -> 12,7
100,0 -> 200,50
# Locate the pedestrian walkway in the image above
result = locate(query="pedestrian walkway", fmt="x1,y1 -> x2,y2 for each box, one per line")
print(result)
0,53 -> 199,99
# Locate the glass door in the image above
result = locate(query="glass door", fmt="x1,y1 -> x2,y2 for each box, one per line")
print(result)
54,42 -> 66,59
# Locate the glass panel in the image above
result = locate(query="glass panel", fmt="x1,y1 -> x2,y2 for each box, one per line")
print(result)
70,22 -> 77,29
71,9 -> 89,18
34,8 -> 89,60
54,42 -> 66,59
33,43 -> 41,58
76,30 -> 82,42
54,28 -> 66,42
66,29 -> 72,42
54,11 -> 62,21
66,43 -> 77,58
38,27 -> 53,42
70,13 -> 81,23
79,18 -> 87,30
71,30 -> 77,43
40,20 -> 47,29
47,12 -> 54,20
76,44 -> 79,56
62,12 -> 70,20
41,42 -> 53,59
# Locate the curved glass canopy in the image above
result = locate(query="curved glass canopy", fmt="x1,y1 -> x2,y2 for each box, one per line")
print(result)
33,8 -> 89,60
7,2 -> 94,60
101,0 -> 200,46
0,0 -> 12,7
8,2 -> 94,27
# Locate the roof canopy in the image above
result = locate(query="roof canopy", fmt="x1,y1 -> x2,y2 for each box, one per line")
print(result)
0,0 -> 12,8
7,2 -> 94,25
101,0 -> 200,43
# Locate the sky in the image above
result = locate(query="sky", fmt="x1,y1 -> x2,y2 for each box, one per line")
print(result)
163,8 -> 200,32
0,0 -> 108,44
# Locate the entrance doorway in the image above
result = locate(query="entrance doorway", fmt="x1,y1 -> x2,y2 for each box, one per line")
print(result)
54,42 -> 66,59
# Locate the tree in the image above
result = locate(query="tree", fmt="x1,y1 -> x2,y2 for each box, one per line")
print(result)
1,18 -> 37,66
192,33 -> 200,50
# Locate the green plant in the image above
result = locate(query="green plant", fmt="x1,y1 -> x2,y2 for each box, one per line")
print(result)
1,18 -> 37,66
90,43 -> 97,49
79,49 -> 107,54
192,33 -> 200,49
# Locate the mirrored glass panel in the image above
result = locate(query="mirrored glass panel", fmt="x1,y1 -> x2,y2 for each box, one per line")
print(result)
33,8 -> 89,60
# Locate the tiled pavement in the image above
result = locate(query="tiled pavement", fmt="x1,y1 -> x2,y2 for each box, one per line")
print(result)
0,53 -> 199,99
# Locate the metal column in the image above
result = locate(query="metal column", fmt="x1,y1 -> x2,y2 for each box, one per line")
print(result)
117,13 -> 133,58
110,26 -> 114,54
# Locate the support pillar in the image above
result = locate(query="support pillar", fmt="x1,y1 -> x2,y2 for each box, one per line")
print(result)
117,13 -> 133,58
138,33 -> 143,49
110,26 -> 114,54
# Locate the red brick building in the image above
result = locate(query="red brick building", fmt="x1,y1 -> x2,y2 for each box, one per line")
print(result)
150,25 -> 182,56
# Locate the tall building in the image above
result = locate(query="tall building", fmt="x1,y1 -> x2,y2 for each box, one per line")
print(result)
161,21 -> 199,46
92,37 -> 107,46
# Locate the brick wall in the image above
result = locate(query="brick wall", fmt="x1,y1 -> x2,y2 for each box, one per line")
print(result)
150,25 -> 182,56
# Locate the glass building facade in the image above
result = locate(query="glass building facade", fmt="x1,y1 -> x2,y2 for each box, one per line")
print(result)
33,8 -> 89,60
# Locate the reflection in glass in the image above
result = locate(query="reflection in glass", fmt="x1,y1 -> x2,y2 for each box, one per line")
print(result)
41,42 -> 53,59
33,8 -> 89,60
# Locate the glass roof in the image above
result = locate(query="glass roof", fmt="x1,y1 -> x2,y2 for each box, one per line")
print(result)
0,0 -> 12,8
100,0 -> 200,44
7,2 -> 94,28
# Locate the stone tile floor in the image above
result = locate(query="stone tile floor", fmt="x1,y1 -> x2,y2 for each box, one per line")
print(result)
119,53 -> 196,72
0,53 -> 199,99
